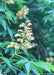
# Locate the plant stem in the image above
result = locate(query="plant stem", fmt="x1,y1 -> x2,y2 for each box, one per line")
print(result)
12,65 -> 22,72
9,54 -> 16,60
16,54 -> 28,60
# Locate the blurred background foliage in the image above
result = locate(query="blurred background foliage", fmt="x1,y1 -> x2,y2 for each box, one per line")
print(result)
0,0 -> 54,75
25,0 -> 54,61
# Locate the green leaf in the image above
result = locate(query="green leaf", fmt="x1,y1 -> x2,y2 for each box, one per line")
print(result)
16,59 -> 28,69
3,41 -> 10,47
5,48 -> 10,54
7,27 -> 13,39
32,61 -> 50,72
0,65 -> 4,70
18,72 -> 26,75
16,59 -> 28,64
0,6 -> 5,11
4,66 -> 11,74
32,67 -> 40,75
25,62 -> 31,75
39,62 -> 54,72
22,49 -> 29,57
0,57 -> 17,75
0,42 -> 3,46
35,62 -> 51,72
17,64 -> 23,69
2,20 -> 7,30
32,62 -> 43,73
13,0 -> 26,8
0,18 -> 7,30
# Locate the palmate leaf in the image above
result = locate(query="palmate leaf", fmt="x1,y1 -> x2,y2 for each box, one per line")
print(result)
25,62 -> 31,75
16,59 -> 28,64
31,61 -> 50,74
0,43 -> 3,47
7,26 -> 13,39
4,66 -> 11,74
0,7 -> 5,11
0,31 -> 6,37
22,49 -> 29,57
16,58 -> 51,75
0,41 -> 10,48
24,61 -> 51,75
0,18 -> 7,31
3,3 -> 17,24
0,4 -> 5,12
35,62 -> 51,72
0,57 -> 17,75
5,11 -> 17,24
0,65 -> 4,70
32,67 -> 40,75
3,41 -> 10,47
0,42 -> 4,50
16,59 -> 31,75
18,72 -> 26,75
38,62 -> 54,72
16,59 -> 28,69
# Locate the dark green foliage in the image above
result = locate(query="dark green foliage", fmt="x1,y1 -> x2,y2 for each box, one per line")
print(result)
0,0 -> 54,75
25,0 -> 54,60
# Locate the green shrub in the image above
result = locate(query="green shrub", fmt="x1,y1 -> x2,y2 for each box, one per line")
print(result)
0,0 -> 54,75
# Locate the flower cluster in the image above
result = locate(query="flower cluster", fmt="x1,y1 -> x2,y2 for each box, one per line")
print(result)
16,6 -> 29,19
46,57 -> 53,64
7,20 -> 34,54
7,42 -> 20,49
5,0 -> 14,4
15,20 -> 34,49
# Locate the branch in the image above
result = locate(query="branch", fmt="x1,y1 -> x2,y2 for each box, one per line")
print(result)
24,2 -> 52,10
24,2 -> 44,8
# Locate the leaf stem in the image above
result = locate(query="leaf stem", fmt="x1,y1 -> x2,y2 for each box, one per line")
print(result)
12,65 -> 22,72
9,54 -> 16,60
16,54 -> 28,60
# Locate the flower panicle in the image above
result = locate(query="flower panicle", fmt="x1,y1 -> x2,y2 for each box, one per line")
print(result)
16,6 -> 29,19
14,20 -> 34,49
7,42 -> 20,49
5,0 -> 14,4
7,20 -> 34,51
